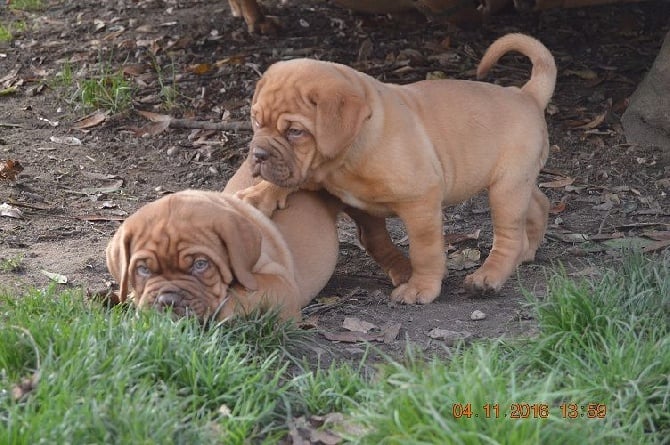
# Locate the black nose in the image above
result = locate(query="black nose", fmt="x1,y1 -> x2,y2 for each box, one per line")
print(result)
253,147 -> 270,162
156,291 -> 181,308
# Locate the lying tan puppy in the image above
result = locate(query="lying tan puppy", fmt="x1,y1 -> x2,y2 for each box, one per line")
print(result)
237,33 -> 556,304
105,160 -> 340,322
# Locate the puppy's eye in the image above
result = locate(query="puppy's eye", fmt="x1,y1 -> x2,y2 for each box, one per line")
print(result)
136,264 -> 152,277
192,258 -> 210,274
286,128 -> 305,140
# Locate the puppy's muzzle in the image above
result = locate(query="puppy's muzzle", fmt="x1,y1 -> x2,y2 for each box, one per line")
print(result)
156,290 -> 182,309
252,146 -> 270,163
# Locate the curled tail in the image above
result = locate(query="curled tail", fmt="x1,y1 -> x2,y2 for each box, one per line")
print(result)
477,33 -> 556,110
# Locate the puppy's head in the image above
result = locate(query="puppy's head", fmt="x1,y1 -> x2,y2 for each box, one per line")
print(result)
249,59 -> 371,187
106,191 -> 261,322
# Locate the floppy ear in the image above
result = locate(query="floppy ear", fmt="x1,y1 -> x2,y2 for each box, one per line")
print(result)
310,86 -> 371,159
106,225 -> 132,302
215,209 -> 262,291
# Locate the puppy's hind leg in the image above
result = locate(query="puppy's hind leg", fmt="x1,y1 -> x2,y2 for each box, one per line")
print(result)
464,181 -> 531,293
344,207 -> 412,286
522,187 -> 549,262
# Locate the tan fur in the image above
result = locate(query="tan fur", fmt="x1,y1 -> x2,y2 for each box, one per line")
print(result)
105,159 -> 340,322
237,33 -> 556,304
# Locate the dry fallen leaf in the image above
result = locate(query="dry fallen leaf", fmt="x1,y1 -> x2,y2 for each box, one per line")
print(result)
49,135 -> 82,146
186,63 -> 214,75
447,248 -> 480,271
381,322 -> 401,344
0,202 -> 24,219
72,111 -> 107,130
427,328 -> 473,346
564,68 -> 599,80
0,159 -> 24,181
322,331 -> 382,343
342,317 -> 377,333
40,269 -> 68,284
549,200 -> 566,214
539,176 -> 575,188
569,110 -> 607,130
444,229 -> 480,245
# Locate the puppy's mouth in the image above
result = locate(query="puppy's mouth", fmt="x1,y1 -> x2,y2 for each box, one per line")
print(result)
141,285 -> 212,322
250,146 -> 302,188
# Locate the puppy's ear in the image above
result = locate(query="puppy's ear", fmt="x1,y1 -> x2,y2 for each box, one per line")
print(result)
106,225 -> 132,302
216,210 -> 262,291
310,86 -> 371,159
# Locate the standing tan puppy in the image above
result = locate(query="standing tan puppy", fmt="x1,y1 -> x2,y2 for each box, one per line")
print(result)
237,33 -> 556,304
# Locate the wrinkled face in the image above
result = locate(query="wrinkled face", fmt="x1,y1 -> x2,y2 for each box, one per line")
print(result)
248,59 -> 372,188
249,91 -> 319,187
129,245 -> 230,321
106,191 -> 261,323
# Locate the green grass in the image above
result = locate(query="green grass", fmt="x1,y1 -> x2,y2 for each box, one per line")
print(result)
0,21 -> 25,43
51,59 -> 134,114
77,65 -> 134,113
1,252 -> 668,444
8,0 -> 43,11
0,255 -> 23,273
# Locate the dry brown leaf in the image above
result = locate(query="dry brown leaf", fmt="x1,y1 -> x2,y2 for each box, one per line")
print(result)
321,331 -> 382,343
381,322 -> 401,344
121,64 -> 150,76
0,159 -> 24,181
187,63 -> 214,75
132,120 -> 170,137
643,230 -> 670,241
447,248 -> 480,271
549,200 -> 566,214
342,317 -> 377,333
444,229 -> 480,245
539,176 -> 575,188
137,110 -> 171,122
214,55 -> 246,67
643,238 -> 670,253
564,68 -> 599,80
72,111 -> 107,130
569,110 -> 606,130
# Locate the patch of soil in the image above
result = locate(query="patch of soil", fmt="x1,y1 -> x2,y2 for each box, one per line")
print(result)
1,0 -> 669,360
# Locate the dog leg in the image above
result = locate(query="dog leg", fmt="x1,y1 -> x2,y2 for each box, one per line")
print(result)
236,181 -> 297,217
464,182 -> 531,293
522,187 -> 549,262
227,0 -> 277,34
344,207 -> 412,286
389,197 -> 445,304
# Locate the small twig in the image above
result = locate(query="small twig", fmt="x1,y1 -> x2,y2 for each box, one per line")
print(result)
0,122 -> 23,128
168,119 -> 252,131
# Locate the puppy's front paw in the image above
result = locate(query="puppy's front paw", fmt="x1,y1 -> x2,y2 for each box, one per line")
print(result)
390,278 -> 440,305
463,269 -> 505,294
236,183 -> 291,217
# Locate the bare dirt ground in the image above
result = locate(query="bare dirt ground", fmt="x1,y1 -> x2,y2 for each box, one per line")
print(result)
1,0 -> 669,360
